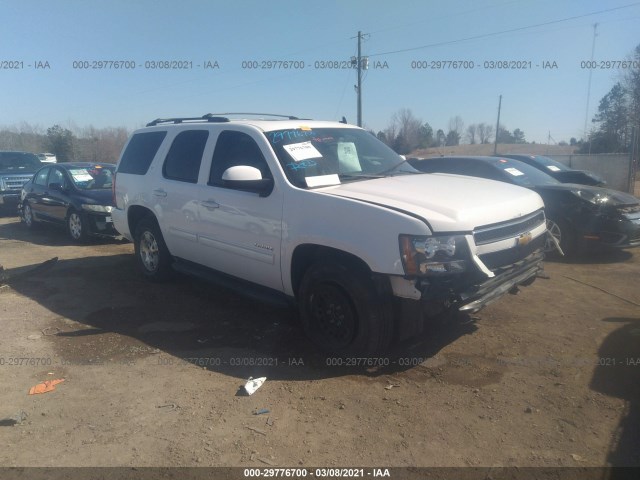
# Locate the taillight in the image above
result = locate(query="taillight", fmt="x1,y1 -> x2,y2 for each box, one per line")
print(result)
112,172 -> 117,206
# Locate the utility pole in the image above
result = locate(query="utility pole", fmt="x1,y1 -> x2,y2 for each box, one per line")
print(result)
583,23 -> 598,151
352,31 -> 369,127
493,94 -> 502,155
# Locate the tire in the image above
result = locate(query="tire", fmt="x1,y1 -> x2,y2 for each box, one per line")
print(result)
133,216 -> 173,282
67,209 -> 88,243
22,203 -> 36,229
298,259 -> 393,355
546,216 -> 576,257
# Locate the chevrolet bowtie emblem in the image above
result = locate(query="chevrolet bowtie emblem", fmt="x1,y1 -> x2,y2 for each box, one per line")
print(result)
517,232 -> 533,246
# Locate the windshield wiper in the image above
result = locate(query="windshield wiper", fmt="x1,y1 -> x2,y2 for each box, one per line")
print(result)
338,173 -> 386,181
378,158 -> 412,175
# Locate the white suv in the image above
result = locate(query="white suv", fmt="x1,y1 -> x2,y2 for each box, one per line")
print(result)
112,114 -> 547,354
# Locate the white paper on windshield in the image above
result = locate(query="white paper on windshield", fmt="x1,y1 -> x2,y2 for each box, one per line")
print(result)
305,174 -> 341,188
337,142 -> 362,172
504,167 -> 524,176
546,165 -> 561,172
283,141 -> 322,162
69,169 -> 93,182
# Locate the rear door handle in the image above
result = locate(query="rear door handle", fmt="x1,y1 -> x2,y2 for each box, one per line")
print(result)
200,199 -> 220,210
153,189 -> 167,198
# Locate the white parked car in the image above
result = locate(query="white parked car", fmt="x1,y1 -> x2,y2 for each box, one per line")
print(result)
112,114 -> 547,354
37,153 -> 57,163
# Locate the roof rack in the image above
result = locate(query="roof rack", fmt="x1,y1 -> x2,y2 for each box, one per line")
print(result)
203,113 -> 303,120
146,113 -> 308,127
146,116 -> 230,127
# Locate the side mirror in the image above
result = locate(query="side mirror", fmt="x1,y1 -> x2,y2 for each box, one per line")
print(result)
222,166 -> 273,196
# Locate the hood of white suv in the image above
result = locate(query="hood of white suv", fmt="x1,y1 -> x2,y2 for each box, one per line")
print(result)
323,173 -> 544,232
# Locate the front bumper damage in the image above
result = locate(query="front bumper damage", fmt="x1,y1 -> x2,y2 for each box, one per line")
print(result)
389,244 -> 544,341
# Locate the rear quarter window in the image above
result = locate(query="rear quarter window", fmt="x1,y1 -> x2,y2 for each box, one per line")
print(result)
118,131 -> 167,175
163,130 -> 209,183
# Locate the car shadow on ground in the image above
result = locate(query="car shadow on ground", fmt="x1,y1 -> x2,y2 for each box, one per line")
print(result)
3,255 -> 476,382
590,317 -> 640,468
0,216 -> 126,247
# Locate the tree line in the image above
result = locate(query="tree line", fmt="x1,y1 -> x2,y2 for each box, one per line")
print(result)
373,109 -> 527,155
0,123 -> 129,163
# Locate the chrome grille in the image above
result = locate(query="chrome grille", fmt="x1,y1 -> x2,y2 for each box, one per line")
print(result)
473,209 -> 545,245
1,175 -> 32,191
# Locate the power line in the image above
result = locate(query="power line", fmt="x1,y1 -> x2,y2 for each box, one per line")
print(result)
368,3 -> 640,57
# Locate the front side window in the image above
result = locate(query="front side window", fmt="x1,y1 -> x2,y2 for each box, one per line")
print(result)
265,127 -> 417,188
48,168 -> 66,188
209,130 -> 271,186
163,130 -> 209,183
34,167 -> 50,186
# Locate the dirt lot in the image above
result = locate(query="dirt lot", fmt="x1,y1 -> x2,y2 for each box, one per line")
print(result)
0,212 -> 638,469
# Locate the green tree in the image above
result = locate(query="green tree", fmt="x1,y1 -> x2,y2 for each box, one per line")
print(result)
513,128 -> 526,143
445,130 -> 460,146
418,122 -> 433,148
497,127 -> 514,144
583,82 -> 629,153
46,124 -> 76,162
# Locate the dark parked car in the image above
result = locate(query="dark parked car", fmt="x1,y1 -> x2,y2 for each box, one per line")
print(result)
409,156 -> 640,256
0,151 -> 42,212
496,154 -> 605,186
19,162 -> 117,242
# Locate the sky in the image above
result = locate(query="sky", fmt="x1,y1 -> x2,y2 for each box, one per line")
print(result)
1,0 -> 639,144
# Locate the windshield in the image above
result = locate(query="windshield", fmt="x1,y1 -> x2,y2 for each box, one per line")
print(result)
531,155 -> 571,173
0,152 -> 41,171
491,158 -> 561,187
265,127 -> 418,187
68,165 -> 115,190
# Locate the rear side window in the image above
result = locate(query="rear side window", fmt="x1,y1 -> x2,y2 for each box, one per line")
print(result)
118,131 -> 167,175
163,130 -> 209,183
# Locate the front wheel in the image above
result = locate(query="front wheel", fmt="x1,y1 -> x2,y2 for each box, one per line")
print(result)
546,217 -> 576,257
22,203 -> 36,229
133,216 -> 173,281
67,209 -> 88,243
298,259 -> 393,355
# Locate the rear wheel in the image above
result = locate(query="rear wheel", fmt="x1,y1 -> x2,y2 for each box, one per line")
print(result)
133,216 -> 173,281
298,259 -> 393,355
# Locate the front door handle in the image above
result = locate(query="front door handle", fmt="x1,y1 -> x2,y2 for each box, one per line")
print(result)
200,199 -> 220,210
153,189 -> 167,198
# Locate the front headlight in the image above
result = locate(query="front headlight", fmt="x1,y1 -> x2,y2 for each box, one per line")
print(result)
399,234 -> 468,276
81,204 -> 113,213
571,189 -> 611,205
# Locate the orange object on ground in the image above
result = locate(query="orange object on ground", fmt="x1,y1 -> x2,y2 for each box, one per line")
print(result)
28,379 -> 65,395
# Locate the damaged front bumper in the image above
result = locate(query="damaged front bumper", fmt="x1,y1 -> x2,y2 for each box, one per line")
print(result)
389,246 -> 544,341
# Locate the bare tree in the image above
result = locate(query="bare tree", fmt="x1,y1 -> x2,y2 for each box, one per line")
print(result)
448,116 -> 464,136
466,124 -> 477,144
384,108 -> 425,154
477,123 -> 495,144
